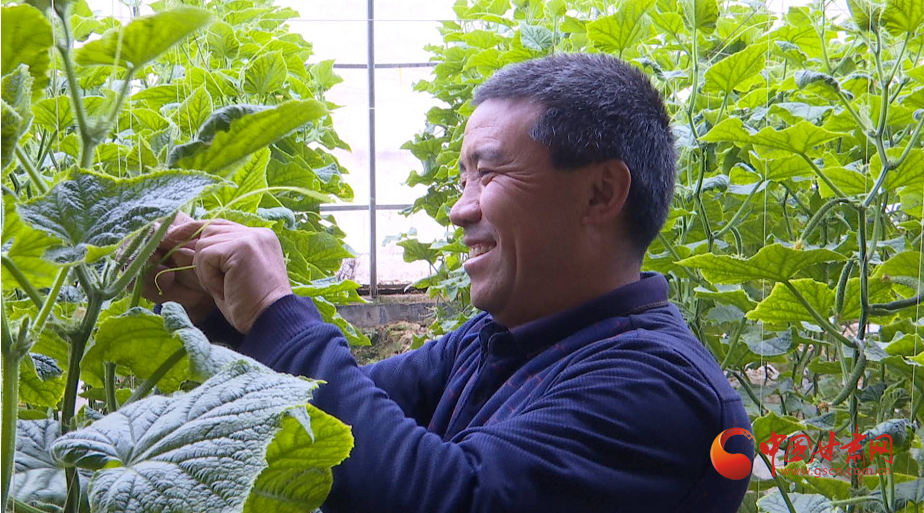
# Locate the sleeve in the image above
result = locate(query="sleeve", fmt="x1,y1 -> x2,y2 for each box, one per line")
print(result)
236,295 -> 731,513
357,312 -> 486,424
182,295 -> 478,424
194,306 -> 244,348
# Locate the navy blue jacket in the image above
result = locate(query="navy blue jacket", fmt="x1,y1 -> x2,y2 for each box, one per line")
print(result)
200,271 -> 753,512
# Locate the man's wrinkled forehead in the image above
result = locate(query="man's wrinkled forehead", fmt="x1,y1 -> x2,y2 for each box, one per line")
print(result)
459,99 -> 542,168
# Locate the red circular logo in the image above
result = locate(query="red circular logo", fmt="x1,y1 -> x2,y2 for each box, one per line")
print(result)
710,428 -> 754,480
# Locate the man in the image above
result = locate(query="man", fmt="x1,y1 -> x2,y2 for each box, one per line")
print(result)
146,54 -> 753,512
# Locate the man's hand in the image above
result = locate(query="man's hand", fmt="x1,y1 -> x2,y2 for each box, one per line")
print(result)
141,212 -> 215,324
191,219 -> 292,334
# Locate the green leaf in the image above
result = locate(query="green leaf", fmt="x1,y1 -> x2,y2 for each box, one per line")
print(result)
678,243 -> 846,284
311,295 -> 370,346
818,167 -> 869,198
278,229 -> 354,277
243,404 -> 353,512
1,5 -> 53,92
752,410 -> 807,445
839,276 -> 894,320
874,251 -> 923,281
51,361 -> 344,513
703,118 -> 846,156
795,70 -> 842,97
769,102 -> 833,124
176,86 -> 213,136
694,286 -> 757,313
75,6 -> 214,68
870,478 -> 924,509
885,334 -> 924,356
32,95 -> 106,132
19,353 -> 65,408
749,154 -> 813,182
519,24 -> 554,51
757,492 -> 837,513
882,0 -> 924,34
131,83 -> 186,108
207,20 -> 240,59
746,279 -> 834,324
875,148 -> 924,190
1,101 -> 23,173
586,0 -> 655,54
680,0 -> 719,33
12,419 -> 91,512
241,51 -> 288,95
848,0 -> 885,30
745,330 -> 797,357
81,307 -> 190,393
2,212 -> 61,291
160,301 -> 266,381
129,108 -> 171,132
171,101 -> 328,176
17,169 -> 219,264
703,45 -> 766,94
1,66 -> 33,170
204,147 -> 270,212
291,276 -> 362,300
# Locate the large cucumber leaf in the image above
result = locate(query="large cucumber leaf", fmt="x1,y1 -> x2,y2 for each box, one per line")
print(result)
52,360 -> 351,513
1,5 -> 53,92
244,403 -> 354,512
16,169 -> 219,264
169,100 -> 330,181
75,6 -> 213,69
80,308 -> 190,394
12,419 -> 91,513
678,243 -> 846,284
586,0 -> 655,54
160,301 -> 267,381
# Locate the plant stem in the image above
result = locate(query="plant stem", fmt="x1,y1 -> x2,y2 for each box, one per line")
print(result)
12,498 -> 50,513
800,198 -> 851,243
55,14 -> 95,169
103,67 -> 135,136
1,300 -> 20,512
656,233 -> 707,286
33,267 -> 69,336
121,347 -> 187,407
715,181 -> 762,239
104,363 -> 119,412
720,318 -> 748,369
801,154 -> 847,199
731,371 -> 766,416
61,290 -> 103,433
1,255 -> 44,310
894,113 -> 924,167
103,211 -> 177,298
61,276 -> 102,513
783,280 -> 856,349
14,146 -> 48,194
758,452 -> 797,513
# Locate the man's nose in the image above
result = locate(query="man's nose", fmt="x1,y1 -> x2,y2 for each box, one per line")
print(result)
449,184 -> 481,227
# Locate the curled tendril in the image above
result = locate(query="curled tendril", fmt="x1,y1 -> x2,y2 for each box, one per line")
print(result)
154,265 -> 196,295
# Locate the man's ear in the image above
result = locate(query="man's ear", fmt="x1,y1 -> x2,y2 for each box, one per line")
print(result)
584,159 -> 631,225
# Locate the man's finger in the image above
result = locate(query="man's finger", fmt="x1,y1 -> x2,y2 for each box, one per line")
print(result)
194,243 -> 228,301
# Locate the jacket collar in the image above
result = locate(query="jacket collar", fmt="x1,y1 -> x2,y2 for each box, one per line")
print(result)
478,272 -> 670,357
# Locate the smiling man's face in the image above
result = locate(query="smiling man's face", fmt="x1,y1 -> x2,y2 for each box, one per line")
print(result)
449,99 -> 589,328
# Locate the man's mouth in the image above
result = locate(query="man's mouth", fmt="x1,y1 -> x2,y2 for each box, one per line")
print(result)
468,243 -> 496,259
